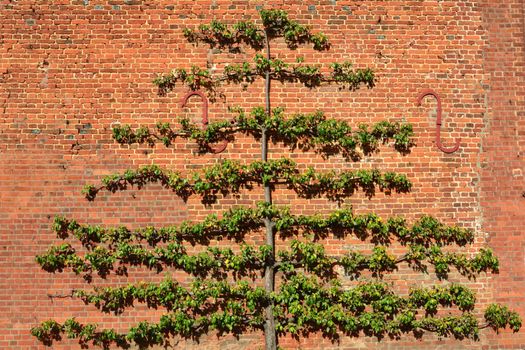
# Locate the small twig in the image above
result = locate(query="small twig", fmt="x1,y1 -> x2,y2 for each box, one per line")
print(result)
47,291 -> 75,300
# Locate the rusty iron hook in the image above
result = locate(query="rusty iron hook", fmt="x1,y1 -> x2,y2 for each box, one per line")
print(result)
416,88 -> 460,154
181,90 -> 228,153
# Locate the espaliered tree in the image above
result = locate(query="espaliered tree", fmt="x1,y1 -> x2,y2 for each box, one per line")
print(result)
32,9 -> 521,350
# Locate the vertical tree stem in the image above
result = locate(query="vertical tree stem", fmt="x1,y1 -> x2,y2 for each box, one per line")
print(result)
262,29 -> 277,350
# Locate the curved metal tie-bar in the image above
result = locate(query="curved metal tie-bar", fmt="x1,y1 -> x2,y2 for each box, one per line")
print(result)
180,90 -> 228,153
416,89 -> 460,154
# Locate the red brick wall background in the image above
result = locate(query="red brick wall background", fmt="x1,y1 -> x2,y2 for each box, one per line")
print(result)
480,1 -> 525,349
0,1 -> 524,349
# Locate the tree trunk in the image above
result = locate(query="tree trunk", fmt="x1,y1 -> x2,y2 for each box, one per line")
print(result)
262,30 -> 277,350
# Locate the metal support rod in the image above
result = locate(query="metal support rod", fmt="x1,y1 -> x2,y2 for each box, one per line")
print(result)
416,88 -> 460,154
181,90 -> 227,153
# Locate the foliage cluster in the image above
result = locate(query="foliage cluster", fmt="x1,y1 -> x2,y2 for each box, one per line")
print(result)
112,107 -> 413,158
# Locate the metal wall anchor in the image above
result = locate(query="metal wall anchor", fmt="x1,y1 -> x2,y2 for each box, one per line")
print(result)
181,90 -> 228,153
416,88 -> 460,154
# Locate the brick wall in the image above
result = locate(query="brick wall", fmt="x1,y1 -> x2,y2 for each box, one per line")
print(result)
480,0 -> 525,349
0,0 -> 523,349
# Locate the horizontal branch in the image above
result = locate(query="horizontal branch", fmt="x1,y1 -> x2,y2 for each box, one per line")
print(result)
72,276 -> 476,318
73,278 -> 269,315
81,158 -> 411,203
35,242 -> 271,280
31,308 -> 263,349
52,204 -> 473,250
36,238 -> 497,284
278,209 -> 474,246
182,10 -> 329,52
221,55 -> 374,89
52,204 -> 270,247
113,107 -> 414,158
153,56 -> 374,94
260,9 -> 330,50
277,240 -> 499,280
184,20 -> 265,50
